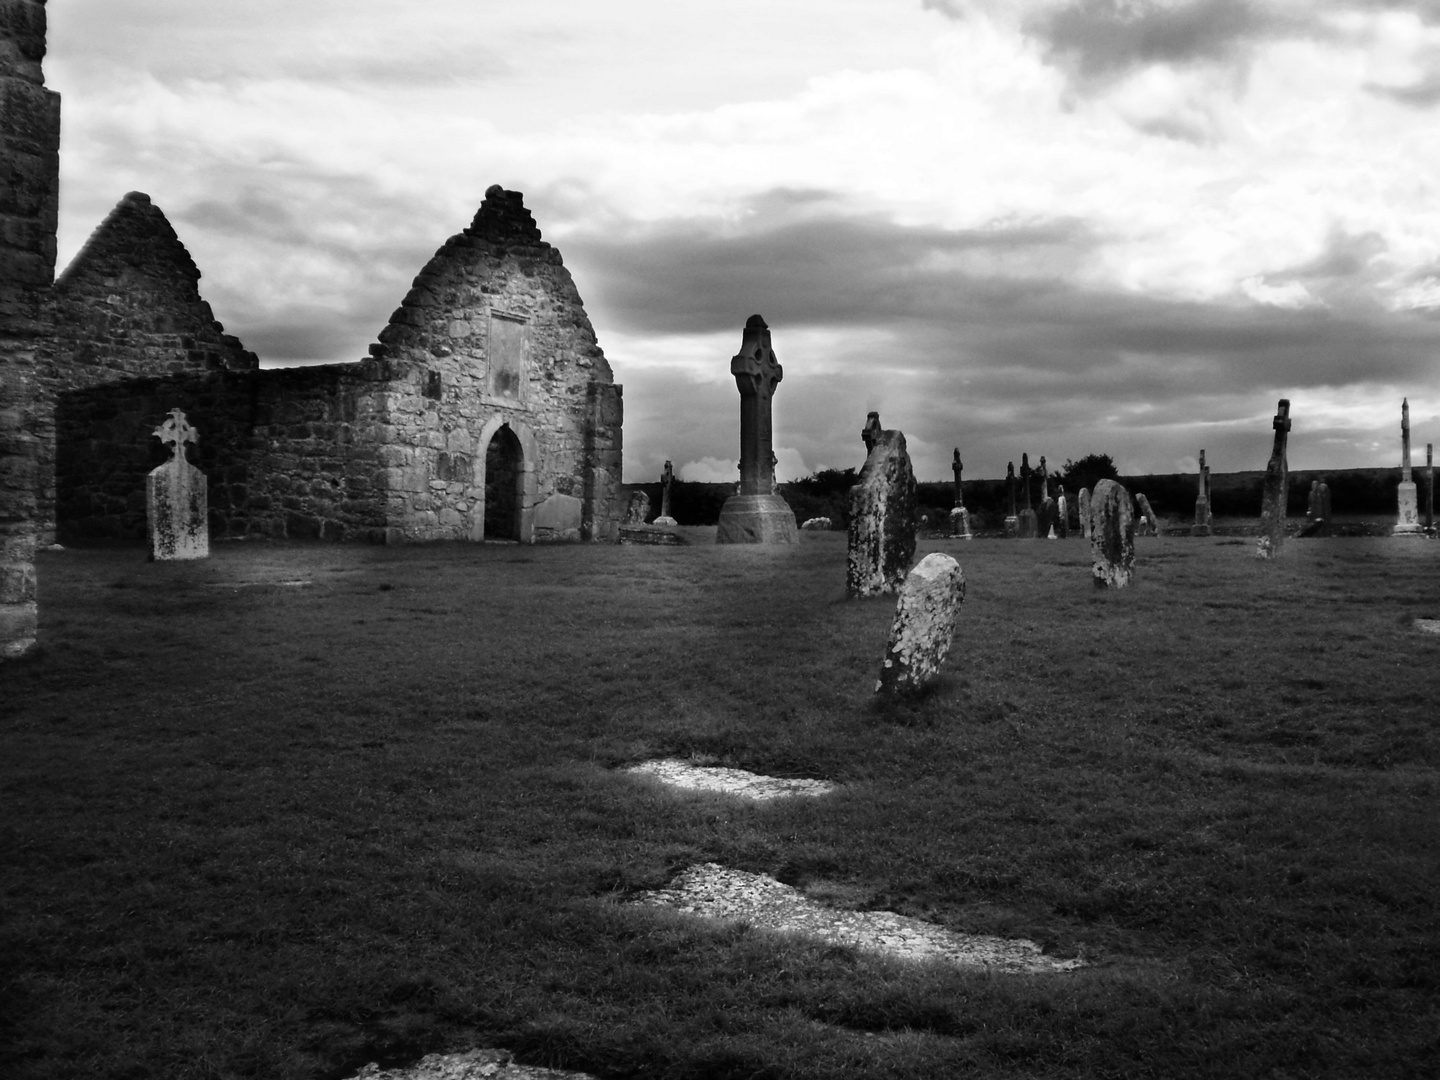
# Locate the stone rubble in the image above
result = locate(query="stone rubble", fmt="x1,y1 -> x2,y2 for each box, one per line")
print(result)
633,863 -> 1083,974
627,759 -> 836,800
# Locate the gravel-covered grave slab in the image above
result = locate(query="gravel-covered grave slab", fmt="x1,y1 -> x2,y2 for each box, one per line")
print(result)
633,863 -> 1083,974
626,759 -> 835,800
348,1047 -> 596,1080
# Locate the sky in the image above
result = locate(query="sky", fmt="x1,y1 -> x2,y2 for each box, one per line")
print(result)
44,0 -> 1440,484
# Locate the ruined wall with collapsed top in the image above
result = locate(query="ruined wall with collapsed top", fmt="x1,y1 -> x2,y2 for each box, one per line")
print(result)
49,186 -> 624,544
37,191 -> 258,539
0,0 -> 59,656
370,185 -> 623,542
54,362 -> 393,542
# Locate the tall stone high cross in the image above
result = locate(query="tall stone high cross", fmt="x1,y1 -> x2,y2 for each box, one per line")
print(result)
949,448 -> 972,539
1256,398 -> 1290,559
1395,398 -> 1422,535
1192,448 -> 1212,537
147,408 -> 209,560
654,459 -> 677,527
1017,453 -> 1038,538
716,315 -> 798,544
1004,461 -> 1019,538
1039,455 -> 1049,501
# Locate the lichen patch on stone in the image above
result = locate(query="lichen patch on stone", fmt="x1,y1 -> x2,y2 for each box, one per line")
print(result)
627,760 -> 835,800
632,863 -> 1082,974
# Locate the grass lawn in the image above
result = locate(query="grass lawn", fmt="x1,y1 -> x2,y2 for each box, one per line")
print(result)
2,531 -> 1437,1079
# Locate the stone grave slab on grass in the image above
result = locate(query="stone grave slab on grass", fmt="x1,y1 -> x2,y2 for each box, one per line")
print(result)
627,759 -> 836,800
1415,618 -> 1440,634
349,1047 -> 596,1079
633,864 -> 1083,974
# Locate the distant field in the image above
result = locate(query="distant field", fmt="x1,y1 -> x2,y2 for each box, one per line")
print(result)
2,532 -> 1437,1079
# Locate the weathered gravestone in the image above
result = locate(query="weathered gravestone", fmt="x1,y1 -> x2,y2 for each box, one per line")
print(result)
801,517 -> 832,531
716,315 -> 799,544
1078,487 -> 1091,539
1395,398 -> 1422,536
1301,476 -> 1332,538
1017,453 -> 1038,538
875,552 -> 965,697
1090,478 -> 1135,588
949,448 -> 972,539
622,490 -> 650,525
1004,462 -> 1020,538
1041,496 -> 1057,539
1428,444 -> 1435,533
147,408 -> 208,561
1256,398 -> 1290,559
847,413 -> 917,597
1056,486 -> 1069,539
1134,493 -> 1159,536
1191,449 -> 1212,536
654,460 -> 677,526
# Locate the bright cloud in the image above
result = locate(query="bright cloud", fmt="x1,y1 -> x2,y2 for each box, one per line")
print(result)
42,0 -> 1440,481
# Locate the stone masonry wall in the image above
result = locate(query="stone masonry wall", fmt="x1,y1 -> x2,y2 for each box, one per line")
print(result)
0,0 -> 59,656
371,185 -> 622,542
38,191 -> 258,539
55,362 -> 392,542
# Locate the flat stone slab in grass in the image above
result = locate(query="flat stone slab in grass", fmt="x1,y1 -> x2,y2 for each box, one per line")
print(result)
627,759 -> 836,800
203,579 -> 313,588
349,1047 -> 596,1079
1416,618 -> 1440,634
633,863 -> 1082,974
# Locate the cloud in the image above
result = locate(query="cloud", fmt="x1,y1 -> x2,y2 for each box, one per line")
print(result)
1037,0 -> 1276,82
677,457 -> 737,483
571,194 -> 1440,480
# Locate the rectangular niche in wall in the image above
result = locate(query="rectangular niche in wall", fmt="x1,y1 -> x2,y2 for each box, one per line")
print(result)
487,312 -> 528,403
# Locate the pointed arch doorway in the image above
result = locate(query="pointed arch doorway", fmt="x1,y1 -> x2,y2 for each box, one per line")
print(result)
483,424 -> 524,541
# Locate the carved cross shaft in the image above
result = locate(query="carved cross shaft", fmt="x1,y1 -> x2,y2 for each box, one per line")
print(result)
730,315 -> 784,496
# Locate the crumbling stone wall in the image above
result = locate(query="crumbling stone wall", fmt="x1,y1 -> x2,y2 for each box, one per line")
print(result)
0,0 -> 59,656
37,191 -> 257,539
48,186 -> 624,544
370,185 -> 623,542
55,363 -> 392,542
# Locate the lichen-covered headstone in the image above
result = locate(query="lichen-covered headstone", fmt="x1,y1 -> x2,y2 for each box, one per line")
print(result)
623,489 -> 650,525
875,552 -> 965,696
801,516 -> 832,531
1040,496 -> 1057,539
1134,493 -> 1159,536
1090,478 -> 1135,588
1078,487 -> 1091,539
1056,488 -> 1069,539
1256,398 -> 1291,558
147,408 -> 208,561
847,418 -> 917,597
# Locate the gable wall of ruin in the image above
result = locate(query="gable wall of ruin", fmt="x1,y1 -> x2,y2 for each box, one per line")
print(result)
371,186 -> 622,542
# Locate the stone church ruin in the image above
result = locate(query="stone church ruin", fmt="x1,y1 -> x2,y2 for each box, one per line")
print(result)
42,186 -> 624,546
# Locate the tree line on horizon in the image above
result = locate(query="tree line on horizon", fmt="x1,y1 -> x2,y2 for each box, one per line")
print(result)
628,453 -> 1422,529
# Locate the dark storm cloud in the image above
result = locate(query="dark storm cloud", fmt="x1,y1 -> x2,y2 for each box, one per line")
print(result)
1037,0 -> 1275,80
565,191 -> 1440,403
